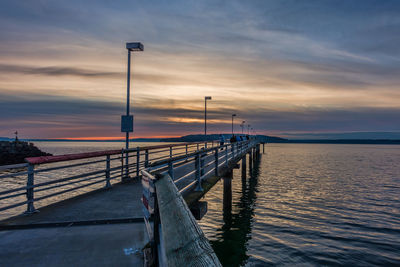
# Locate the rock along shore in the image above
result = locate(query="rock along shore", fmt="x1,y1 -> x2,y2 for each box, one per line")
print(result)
0,141 -> 52,166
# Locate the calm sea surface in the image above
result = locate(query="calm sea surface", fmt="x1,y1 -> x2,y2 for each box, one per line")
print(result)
4,142 -> 400,265
199,143 -> 400,266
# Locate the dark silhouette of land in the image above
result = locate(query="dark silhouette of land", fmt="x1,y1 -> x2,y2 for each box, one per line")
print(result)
1,135 -> 399,145
0,140 -> 52,165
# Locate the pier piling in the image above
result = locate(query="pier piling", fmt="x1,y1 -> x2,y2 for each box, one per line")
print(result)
241,156 -> 247,180
223,171 -> 233,211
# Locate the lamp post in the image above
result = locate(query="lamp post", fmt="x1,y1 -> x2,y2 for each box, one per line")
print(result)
247,124 -> 250,135
204,96 -> 212,136
240,121 -> 245,134
122,42 -> 143,179
231,114 -> 237,136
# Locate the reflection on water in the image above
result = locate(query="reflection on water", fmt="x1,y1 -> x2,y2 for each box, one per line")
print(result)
199,144 -> 400,266
214,159 -> 261,266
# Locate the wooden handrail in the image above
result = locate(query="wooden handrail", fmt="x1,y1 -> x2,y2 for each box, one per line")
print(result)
155,173 -> 221,266
25,150 -> 122,165
24,140 -> 219,165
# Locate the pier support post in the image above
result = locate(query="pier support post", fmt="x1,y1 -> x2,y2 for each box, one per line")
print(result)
241,156 -> 246,180
263,143 -> 265,154
249,150 -> 253,171
223,171 -> 233,212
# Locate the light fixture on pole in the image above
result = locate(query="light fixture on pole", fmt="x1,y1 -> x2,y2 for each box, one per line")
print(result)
204,96 -> 212,138
231,114 -> 237,136
247,124 -> 250,135
240,121 -> 245,134
122,42 -> 143,179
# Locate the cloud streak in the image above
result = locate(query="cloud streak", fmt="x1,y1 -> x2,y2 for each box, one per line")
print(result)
1,91 -> 399,138
0,0 -> 400,138
0,64 -> 121,78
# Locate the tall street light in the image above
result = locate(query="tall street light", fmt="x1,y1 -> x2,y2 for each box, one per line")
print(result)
231,114 -> 237,136
204,96 -> 212,138
247,124 -> 250,135
240,120 -> 245,134
122,42 -> 143,179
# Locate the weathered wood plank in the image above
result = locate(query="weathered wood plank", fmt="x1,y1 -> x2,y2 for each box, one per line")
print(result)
155,173 -> 221,267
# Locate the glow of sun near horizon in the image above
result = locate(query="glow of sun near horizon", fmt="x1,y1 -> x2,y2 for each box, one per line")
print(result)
1,1 -> 399,139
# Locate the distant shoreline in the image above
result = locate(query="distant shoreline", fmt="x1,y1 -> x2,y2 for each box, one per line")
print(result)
21,139 -> 400,145
1,136 -> 399,145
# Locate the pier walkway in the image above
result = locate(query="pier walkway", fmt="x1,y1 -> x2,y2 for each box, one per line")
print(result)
0,180 -> 146,266
0,139 -> 262,266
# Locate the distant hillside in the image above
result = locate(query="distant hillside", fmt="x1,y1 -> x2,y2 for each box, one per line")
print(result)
160,134 -> 287,143
283,139 -> 400,144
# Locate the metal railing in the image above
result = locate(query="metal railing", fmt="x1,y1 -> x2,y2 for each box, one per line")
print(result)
141,139 -> 259,266
0,140 -> 223,217
146,139 -> 257,195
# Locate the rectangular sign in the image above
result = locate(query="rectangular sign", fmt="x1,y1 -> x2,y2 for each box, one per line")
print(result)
121,115 -> 134,132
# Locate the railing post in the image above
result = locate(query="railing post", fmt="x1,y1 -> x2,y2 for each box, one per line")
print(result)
225,145 -> 228,165
121,151 -> 124,181
136,147 -> 140,178
168,161 -> 174,180
195,153 -> 203,191
25,164 -> 37,214
214,147 -> 219,176
197,143 -> 199,151
124,149 -> 129,181
185,144 -> 188,160
105,155 -> 111,188
145,149 -> 149,168
200,152 -> 205,177
169,146 -> 173,159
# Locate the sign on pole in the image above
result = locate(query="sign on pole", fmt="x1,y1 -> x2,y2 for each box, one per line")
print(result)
121,115 -> 134,132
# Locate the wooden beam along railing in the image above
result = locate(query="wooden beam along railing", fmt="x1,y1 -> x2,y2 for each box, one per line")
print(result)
141,171 -> 222,266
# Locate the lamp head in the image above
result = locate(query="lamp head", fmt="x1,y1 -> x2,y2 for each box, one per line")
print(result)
126,42 -> 144,51
205,96 -> 212,100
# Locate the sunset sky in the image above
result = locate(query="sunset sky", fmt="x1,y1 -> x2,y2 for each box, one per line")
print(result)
1,0 -> 399,139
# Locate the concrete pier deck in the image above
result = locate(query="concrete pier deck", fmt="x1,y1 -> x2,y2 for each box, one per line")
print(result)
0,179 -> 147,266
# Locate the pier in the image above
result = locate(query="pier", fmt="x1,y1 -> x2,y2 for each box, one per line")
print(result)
0,139 -> 262,266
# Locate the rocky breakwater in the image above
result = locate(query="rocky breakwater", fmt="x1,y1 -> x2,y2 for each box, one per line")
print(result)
0,141 -> 52,166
